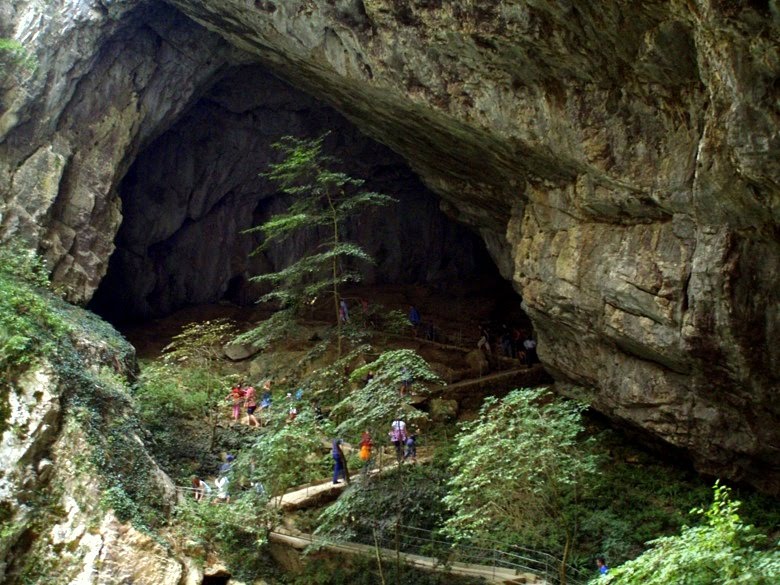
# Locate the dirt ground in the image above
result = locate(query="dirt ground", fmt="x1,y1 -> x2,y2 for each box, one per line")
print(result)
122,281 -> 530,361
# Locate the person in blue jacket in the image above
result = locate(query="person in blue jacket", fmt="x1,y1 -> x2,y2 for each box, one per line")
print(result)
332,439 -> 349,485
596,557 -> 609,576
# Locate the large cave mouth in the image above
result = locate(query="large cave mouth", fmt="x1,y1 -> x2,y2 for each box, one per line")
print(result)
90,64 -> 517,327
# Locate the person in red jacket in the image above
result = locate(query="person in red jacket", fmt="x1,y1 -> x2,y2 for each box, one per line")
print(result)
226,383 -> 245,422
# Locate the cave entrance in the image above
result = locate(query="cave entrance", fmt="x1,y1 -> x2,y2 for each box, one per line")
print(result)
202,573 -> 231,585
89,64 -> 526,343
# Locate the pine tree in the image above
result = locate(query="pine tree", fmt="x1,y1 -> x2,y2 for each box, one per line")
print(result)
239,134 -> 395,356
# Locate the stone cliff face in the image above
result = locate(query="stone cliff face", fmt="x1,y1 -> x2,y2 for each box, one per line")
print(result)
0,301 -> 187,585
1,1 -> 778,492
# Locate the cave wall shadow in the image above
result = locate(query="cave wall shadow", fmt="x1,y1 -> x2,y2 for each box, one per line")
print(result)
90,65 -> 515,326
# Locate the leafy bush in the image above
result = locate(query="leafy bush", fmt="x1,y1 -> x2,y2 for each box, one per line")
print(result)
0,243 -> 67,379
599,482 -> 780,584
443,388 -> 598,581
233,409 -> 330,500
333,348 -> 444,437
175,494 -> 273,580
315,462 -> 451,545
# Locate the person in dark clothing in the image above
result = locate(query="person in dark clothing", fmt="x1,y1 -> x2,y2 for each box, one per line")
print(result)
409,305 -> 421,327
313,402 -> 325,423
332,439 -> 350,485
404,425 -> 419,462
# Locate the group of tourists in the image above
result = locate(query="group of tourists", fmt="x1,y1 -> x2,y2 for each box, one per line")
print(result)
191,454 -> 234,503
478,323 -> 538,364
331,419 -> 420,485
225,380 -> 274,427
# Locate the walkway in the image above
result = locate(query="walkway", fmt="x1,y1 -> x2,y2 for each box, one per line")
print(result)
275,458 -> 429,511
412,364 -> 551,410
268,527 -> 548,585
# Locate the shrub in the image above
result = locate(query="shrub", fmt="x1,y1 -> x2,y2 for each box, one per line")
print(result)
599,482 -> 780,584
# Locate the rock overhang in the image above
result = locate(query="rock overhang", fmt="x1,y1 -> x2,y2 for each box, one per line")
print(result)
0,0 -> 778,493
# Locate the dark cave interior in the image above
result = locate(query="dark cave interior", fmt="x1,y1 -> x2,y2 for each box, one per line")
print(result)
89,64 -> 519,327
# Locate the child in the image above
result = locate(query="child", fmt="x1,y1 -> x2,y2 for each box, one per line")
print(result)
192,476 -> 211,502
359,430 -> 373,476
226,383 -> 245,422
404,425 -> 419,462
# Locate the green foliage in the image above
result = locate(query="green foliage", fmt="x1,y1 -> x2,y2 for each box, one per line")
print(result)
295,343 -> 372,402
333,349 -> 444,437
0,37 -> 37,76
442,388 -> 598,562
132,361 -> 220,478
315,462 -> 451,544
66,365 -> 169,531
234,305 -> 298,350
242,134 -> 395,351
599,482 -> 780,584
234,410 -> 331,501
162,318 -> 236,366
0,243 -> 68,381
135,361 -> 213,422
576,434 -> 713,566
159,319 -> 237,462
175,494 -> 273,580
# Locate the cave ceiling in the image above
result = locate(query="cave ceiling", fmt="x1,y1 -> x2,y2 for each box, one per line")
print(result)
0,0 -> 778,493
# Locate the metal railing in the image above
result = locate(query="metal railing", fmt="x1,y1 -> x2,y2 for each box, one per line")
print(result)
321,523 -> 590,585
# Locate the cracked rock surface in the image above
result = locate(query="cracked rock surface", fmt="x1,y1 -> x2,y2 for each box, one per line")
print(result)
1,0 -> 778,492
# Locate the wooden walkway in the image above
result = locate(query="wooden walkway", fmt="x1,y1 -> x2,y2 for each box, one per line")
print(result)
269,528 -> 547,585
274,459 -> 427,511
412,364 -> 551,410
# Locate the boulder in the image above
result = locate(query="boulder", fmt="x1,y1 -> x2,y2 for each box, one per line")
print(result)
465,350 -> 490,377
224,341 -> 261,361
430,398 -> 458,422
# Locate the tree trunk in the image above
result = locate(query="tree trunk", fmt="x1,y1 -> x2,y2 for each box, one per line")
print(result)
373,525 -> 386,585
326,191 -> 342,358
560,528 -> 571,585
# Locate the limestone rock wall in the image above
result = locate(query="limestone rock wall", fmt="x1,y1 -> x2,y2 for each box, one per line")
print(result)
1,0 -> 778,492
159,0 -> 780,493
0,319 -> 187,584
0,0 -> 245,303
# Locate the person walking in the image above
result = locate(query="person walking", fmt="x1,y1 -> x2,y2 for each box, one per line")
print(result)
192,476 -> 211,502
389,418 -> 407,462
332,439 -> 350,484
213,475 -> 230,504
226,383 -> 245,422
339,299 -> 349,323
359,430 -> 373,477
219,454 -> 235,475
244,383 -> 259,427
404,425 -> 419,463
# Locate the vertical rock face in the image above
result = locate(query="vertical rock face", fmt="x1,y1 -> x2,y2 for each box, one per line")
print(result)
0,305 -> 186,584
1,0 -> 244,303
1,1 -> 778,492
